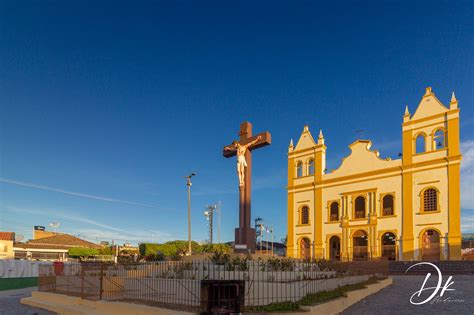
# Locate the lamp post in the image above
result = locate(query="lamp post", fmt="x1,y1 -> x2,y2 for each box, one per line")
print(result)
186,173 -> 196,255
270,225 -> 274,256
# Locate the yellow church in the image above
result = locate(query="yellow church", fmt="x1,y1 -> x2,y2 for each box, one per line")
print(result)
287,87 -> 462,261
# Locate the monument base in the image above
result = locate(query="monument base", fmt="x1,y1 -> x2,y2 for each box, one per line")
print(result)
234,227 -> 256,253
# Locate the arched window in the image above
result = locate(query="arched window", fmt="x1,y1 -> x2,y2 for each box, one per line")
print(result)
300,206 -> 309,224
296,161 -> 303,177
434,129 -> 445,149
354,196 -> 366,219
308,159 -> 315,175
415,134 -> 426,154
382,195 -> 394,216
330,202 -> 339,221
423,188 -> 438,212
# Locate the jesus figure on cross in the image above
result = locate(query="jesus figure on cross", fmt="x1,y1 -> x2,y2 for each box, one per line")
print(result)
225,135 -> 262,186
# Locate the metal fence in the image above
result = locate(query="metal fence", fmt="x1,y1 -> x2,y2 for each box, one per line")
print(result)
38,260 -> 380,312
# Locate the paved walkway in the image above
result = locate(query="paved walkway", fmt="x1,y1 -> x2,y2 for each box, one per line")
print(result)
343,275 -> 474,315
0,287 -> 56,315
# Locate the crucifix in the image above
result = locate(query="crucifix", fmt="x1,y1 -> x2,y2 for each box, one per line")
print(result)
223,121 -> 271,253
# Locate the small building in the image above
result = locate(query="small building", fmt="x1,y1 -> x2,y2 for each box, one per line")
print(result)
226,241 -> 286,257
0,232 -> 15,259
13,232 -> 103,261
255,241 -> 287,257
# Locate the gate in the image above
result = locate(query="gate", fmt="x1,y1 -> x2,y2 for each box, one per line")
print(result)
200,280 -> 245,314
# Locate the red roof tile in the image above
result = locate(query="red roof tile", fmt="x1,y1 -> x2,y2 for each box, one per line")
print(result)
0,232 -> 15,241
26,233 -> 102,249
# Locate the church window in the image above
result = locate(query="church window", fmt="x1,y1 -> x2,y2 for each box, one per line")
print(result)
382,195 -> 394,216
423,188 -> 438,212
296,161 -> 303,177
354,196 -> 366,219
330,202 -> 339,221
300,206 -> 309,224
433,129 -> 445,149
415,133 -> 426,154
308,159 -> 315,175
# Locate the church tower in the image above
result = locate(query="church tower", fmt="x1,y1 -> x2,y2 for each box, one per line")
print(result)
287,125 -> 326,258
401,87 -> 462,260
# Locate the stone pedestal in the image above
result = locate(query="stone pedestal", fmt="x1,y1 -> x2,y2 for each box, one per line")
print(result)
234,227 -> 256,253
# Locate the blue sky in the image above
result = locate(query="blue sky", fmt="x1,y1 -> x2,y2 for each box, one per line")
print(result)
1,1 -> 473,245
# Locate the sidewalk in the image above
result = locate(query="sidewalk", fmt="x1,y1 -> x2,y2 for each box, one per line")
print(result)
0,287 -> 56,315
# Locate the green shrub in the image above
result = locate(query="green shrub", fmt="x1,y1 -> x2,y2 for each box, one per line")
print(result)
209,251 -> 230,264
229,255 -> 249,271
68,247 -> 99,259
300,288 -> 345,306
245,276 -> 385,312
139,241 -> 200,258
198,243 -> 231,254
98,246 -> 113,255
246,301 -> 300,312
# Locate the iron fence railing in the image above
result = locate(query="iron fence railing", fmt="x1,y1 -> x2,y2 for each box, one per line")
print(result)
38,260 -> 381,312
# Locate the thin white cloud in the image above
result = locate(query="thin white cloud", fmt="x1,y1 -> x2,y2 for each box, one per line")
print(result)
461,213 -> 474,233
1,206 -> 174,244
75,228 -> 173,244
3,206 -> 123,232
0,177 -> 158,208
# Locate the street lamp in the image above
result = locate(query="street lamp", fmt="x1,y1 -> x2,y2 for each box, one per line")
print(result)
186,173 -> 196,255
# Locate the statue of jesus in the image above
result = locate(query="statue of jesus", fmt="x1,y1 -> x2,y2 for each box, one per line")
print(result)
225,135 -> 262,186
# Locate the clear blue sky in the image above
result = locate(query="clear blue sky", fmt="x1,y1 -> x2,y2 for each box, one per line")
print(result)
1,1 -> 473,245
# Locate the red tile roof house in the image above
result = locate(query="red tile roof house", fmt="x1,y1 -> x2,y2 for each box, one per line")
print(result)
0,232 -> 15,259
13,233 -> 103,261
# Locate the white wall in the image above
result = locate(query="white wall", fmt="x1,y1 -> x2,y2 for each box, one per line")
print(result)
0,259 -> 52,278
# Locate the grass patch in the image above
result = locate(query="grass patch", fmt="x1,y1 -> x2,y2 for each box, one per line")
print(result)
245,276 -> 386,312
0,277 -> 38,291
300,276 -> 384,306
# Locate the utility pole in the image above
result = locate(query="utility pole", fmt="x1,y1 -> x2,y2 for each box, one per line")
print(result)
217,201 -> 221,244
186,173 -> 196,255
271,225 -> 274,256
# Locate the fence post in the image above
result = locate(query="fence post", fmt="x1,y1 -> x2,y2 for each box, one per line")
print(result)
99,263 -> 104,300
81,264 -> 84,298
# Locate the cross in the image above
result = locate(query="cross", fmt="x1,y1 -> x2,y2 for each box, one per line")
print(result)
223,121 -> 271,253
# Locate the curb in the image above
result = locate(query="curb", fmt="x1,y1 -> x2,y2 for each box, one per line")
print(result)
299,278 -> 393,315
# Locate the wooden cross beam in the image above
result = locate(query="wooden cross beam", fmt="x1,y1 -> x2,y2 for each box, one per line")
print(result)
222,121 -> 271,253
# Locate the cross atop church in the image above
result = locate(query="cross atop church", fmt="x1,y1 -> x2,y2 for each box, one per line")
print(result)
223,121 -> 271,253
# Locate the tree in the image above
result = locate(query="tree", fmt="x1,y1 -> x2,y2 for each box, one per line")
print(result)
68,247 -> 99,260
98,246 -> 113,255
198,243 -> 231,254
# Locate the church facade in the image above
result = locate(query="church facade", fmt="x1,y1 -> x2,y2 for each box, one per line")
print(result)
287,87 -> 462,261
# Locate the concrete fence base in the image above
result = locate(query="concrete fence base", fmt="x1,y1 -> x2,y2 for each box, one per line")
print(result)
23,278 -> 393,314
21,291 -> 193,315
